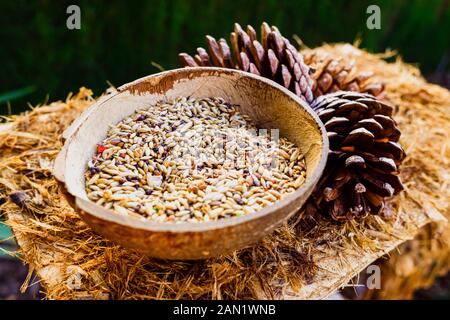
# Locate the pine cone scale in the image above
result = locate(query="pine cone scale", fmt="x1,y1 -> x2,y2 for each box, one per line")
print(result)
304,52 -> 385,98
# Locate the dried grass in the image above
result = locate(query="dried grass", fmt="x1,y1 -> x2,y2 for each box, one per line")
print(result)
0,44 -> 448,299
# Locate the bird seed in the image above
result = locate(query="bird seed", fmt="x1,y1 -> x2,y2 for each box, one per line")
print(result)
85,96 -> 306,223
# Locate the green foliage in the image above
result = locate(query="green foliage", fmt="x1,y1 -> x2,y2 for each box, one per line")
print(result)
0,86 -> 35,104
0,223 -> 13,257
0,223 -> 11,240
0,0 -> 449,114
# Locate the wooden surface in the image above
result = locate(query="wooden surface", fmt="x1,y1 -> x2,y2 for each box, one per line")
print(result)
6,199 -> 439,299
290,213 -> 434,299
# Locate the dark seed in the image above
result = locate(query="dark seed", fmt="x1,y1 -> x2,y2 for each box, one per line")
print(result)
9,191 -> 31,208
89,167 -> 100,174
110,139 -> 121,145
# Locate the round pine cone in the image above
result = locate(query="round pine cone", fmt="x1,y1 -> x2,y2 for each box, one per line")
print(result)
179,22 -> 315,103
309,91 -> 405,220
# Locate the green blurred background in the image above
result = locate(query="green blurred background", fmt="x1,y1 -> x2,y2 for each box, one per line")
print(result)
0,0 -> 449,115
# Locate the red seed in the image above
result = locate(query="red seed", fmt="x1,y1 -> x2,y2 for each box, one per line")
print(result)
97,144 -> 107,153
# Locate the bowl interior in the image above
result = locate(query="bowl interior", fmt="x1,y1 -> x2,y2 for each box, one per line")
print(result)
60,68 -> 327,230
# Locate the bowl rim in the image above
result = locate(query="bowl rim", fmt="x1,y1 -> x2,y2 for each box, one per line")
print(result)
66,67 -> 329,233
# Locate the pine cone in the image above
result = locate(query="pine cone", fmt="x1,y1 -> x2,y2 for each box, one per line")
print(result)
179,22 -> 315,103
309,91 -> 405,220
303,52 -> 385,98
179,23 -> 404,221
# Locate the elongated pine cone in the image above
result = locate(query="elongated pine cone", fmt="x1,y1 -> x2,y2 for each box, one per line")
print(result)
179,22 -> 314,103
303,51 -> 385,98
309,91 -> 405,220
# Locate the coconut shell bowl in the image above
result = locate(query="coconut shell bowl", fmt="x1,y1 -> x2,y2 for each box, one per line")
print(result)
54,67 -> 328,260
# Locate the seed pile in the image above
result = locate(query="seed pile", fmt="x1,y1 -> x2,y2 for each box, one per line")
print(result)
85,96 -> 307,223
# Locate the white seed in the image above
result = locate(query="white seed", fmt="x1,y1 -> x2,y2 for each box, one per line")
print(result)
205,192 -> 224,201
